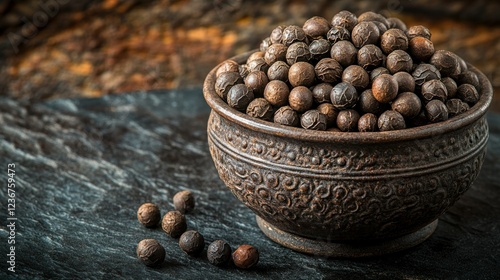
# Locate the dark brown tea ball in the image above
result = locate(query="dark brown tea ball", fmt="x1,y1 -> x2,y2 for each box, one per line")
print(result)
267,61 -> 289,82
303,16 -> 331,38
359,89 -> 385,115
386,50 -> 413,74
173,190 -> 195,214
342,65 -> 369,91
274,106 -> 299,127
331,10 -> 358,31
372,74 -> 398,103
179,230 -> 205,256
380,28 -> 409,54
412,63 -> 441,87
358,113 -> 378,132
264,43 -> 287,65
162,210 -> 187,238
326,26 -> 351,44
300,110 -> 327,130
457,84 -> 480,105
429,50 -> 460,77
247,98 -> 274,121
317,103 -> 338,127
421,79 -> 448,102
315,58 -> 343,83
357,44 -> 384,70
216,59 -> 239,77
409,37 -> 435,61
264,80 -> 290,107
312,83 -> 333,103
378,110 -> 406,131
330,41 -> 358,67
446,98 -> 470,117
336,109 -> 360,132
227,84 -> 254,112
351,21 -> 380,48
233,245 -> 259,269
289,62 -> 315,87
441,77 -> 458,98
391,92 -> 422,119
244,71 -> 269,97
407,25 -> 431,40
393,71 -> 415,93
289,86 -> 313,112
331,82 -> 359,110
207,240 -> 232,267
215,72 -> 244,100
286,42 -> 311,65
282,25 -> 307,46
309,39 -> 331,60
137,239 -> 165,267
425,99 -> 449,122
137,203 -> 161,228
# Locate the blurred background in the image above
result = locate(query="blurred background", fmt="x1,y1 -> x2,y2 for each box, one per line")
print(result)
0,0 -> 498,111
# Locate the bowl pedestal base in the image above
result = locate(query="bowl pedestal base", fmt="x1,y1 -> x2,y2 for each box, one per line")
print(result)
256,216 -> 438,258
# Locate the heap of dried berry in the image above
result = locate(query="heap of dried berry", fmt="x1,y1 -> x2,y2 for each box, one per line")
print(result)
214,11 -> 481,132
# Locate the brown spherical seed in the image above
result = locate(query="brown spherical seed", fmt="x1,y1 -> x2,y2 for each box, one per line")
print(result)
331,10 -> 358,31
358,113 -> 378,132
421,79 -> 448,102
393,71 -> 415,93
282,25 -> 307,46
233,245 -> 259,269
286,42 -> 311,66
330,41 -> 358,67
425,100 -> 449,123
136,239 -> 166,267
267,61 -> 289,82
239,64 -> 249,79
303,16 -> 331,38
372,74 -> 398,103
378,110 -> 406,131
326,26 -> 351,44
315,58 -> 343,83
137,203 -> 161,228
429,50 -> 460,77
264,80 -> 289,107
216,60 -> 239,78
336,109 -> 360,132
370,67 -> 390,81
179,230 -> 205,256
358,11 -> 389,27
215,72 -> 243,100
342,65 -> 370,92
288,62 -> 315,87
409,37 -> 435,61
407,25 -> 431,40
351,21 -> 380,48
270,25 -> 286,44
371,20 -> 388,35
162,210 -> 187,238
380,29 -> 409,54
312,83 -> 333,104
260,37 -> 271,52
457,84 -> 480,105
247,57 -> 269,73
357,44 -> 384,70
391,92 -> 422,119
273,106 -> 300,127
309,39 -> 331,61
386,50 -> 413,74
317,103 -> 338,127
227,84 -> 254,112
264,43 -> 287,65
387,17 -> 407,31
441,77 -> 458,98
330,82 -> 359,110
458,71 -> 480,91
359,89 -> 386,115
446,98 -> 470,117
246,98 -> 274,121
301,110 -> 327,130
207,240 -> 232,267
247,51 -> 265,63
244,71 -> 269,97
289,86 -> 313,113
173,190 -> 195,214
412,63 -> 441,87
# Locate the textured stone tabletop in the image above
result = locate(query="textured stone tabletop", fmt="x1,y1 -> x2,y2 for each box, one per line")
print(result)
0,89 -> 499,279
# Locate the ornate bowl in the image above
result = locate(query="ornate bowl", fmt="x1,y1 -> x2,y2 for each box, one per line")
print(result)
203,51 -> 493,257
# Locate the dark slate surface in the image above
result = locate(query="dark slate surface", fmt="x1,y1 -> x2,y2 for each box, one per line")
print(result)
0,89 -> 499,280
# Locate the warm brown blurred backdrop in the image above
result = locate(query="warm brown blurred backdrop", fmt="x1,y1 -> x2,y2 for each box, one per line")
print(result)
0,0 -> 498,111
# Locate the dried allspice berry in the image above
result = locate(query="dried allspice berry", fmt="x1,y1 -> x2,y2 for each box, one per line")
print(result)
421,79 -> 448,102
358,113 -> 378,132
378,110 -> 406,131
351,21 -> 380,48
331,10 -> 358,31
336,109 -> 360,132
162,210 -> 187,238
227,84 -> 254,112
317,103 -> 338,127
233,244 -> 259,269
330,41 -> 357,67
247,98 -> 274,121
137,203 -> 161,228
357,44 -> 384,70
303,16 -> 331,38
372,74 -> 399,103
380,28 -> 408,54
300,110 -> 327,130
215,72 -> 243,100
173,190 -> 195,214
391,92 -> 422,119
457,84 -> 480,105
330,82 -> 359,110
289,86 -> 313,113
314,58 -> 343,83
179,230 -> 205,256
341,65 -> 369,92
282,25 -> 307,46
446,98 -> 470,117
264,80 -> 290,107
136,239 -> 165,267
425,100 -> 449,123
207,240 -> 232,267
274,106 -> 299,127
